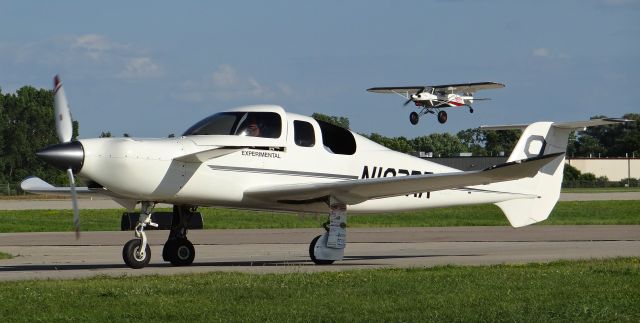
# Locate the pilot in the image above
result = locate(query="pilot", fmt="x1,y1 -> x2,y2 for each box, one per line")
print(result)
239,117 -> 262,137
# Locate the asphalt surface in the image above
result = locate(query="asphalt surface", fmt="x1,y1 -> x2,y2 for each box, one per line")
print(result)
0,226 -> 638,281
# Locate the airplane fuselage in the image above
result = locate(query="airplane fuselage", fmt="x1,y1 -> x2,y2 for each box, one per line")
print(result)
75,105 -> 519,214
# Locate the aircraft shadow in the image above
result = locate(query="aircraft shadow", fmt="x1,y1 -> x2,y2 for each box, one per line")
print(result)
0,253 -> 481,272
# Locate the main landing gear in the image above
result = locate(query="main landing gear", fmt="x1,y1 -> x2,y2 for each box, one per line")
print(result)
409,110 -> 448,125
308,197 -> 348,265
122,203 -> 197,269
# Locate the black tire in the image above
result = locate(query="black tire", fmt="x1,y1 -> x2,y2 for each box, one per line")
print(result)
437,111 -> 448,124
469,107 -> 474,113
122,239 -> 151,269
162,239 -> 176,262
309,235 -> 335,265
167,238 -> 195,266
409,112 -> 419,125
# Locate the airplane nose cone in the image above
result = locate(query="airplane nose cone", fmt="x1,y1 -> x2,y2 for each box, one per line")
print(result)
36,141 -> 84,172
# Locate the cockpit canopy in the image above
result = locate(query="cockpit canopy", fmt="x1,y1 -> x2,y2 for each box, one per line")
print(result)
183,111 -> 282,138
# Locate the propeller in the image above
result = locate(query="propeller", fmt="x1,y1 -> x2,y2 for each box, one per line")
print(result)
53,75 -> 80,238
403,87 -> 425,106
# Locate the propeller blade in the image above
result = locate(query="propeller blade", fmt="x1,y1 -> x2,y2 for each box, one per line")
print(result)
403,98 -> 413,106
67,168 -> 80,239
53,75 -> 73,143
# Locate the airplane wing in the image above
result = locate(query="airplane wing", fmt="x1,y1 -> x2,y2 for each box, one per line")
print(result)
430,82 -> 505,94
244,153 -> 562,205
367,86 -> 426,94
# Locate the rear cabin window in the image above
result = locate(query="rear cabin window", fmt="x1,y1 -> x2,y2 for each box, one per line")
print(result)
314,119 -> 356,155
294,120 -> 315,147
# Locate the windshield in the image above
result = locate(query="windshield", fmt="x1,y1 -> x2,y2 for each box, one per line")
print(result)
182,112 -> 282,138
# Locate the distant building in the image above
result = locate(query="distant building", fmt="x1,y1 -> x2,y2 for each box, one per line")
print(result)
566,158 -> 639,181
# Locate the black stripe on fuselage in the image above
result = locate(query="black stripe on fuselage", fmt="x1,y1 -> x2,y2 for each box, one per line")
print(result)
208,165 -> 358,180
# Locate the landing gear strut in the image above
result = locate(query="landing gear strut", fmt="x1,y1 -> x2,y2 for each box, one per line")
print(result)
122,201 -> 157,269
309,197 -> 347,265
162,205 -> 197,266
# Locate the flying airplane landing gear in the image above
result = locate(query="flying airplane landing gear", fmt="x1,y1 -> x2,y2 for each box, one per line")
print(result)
162,205 -> 197,266
309,198 -> 347,265
469,107 -> 474,113
123,201 -> 157,269
409,112 -> 419,125
437,111 -> 448,124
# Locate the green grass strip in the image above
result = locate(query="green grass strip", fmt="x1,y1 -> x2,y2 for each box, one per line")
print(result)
0,200 -> 638,233
0,251 -> 12,260
0,257 -> 638,322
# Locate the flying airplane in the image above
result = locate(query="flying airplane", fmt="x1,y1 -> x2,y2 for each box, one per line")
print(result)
367,82 -> 505,125
21,76 -> 626,269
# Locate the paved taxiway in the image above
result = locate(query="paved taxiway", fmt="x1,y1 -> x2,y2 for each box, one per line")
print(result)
0,226 -> 638,281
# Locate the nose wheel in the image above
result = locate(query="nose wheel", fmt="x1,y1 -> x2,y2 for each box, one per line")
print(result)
122,239 -> 151,269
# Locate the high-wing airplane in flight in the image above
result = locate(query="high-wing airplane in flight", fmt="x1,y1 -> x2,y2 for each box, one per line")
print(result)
367,82 -> 505,125
21,76 -> 627,269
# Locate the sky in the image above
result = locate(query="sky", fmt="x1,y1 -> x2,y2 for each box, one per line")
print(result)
1,0 -> 638,139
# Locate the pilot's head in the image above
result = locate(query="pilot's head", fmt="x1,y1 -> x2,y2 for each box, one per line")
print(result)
240,117 -> 261,137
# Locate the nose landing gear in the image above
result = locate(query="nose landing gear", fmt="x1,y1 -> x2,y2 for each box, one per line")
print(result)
122,203 -> 198,269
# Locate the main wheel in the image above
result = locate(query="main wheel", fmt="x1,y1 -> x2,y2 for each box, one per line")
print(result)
165,238 -> 195,266
469,107 -> 474,113
122,239 -> 151,269
437,111 -> 448,124
309,235 -> 335,265
409,112 -> 419,125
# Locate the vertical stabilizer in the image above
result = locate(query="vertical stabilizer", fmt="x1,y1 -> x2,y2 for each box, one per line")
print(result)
482,119 -> 628,227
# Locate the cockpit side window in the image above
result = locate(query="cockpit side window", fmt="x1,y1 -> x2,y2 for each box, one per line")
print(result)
183,112 -> 282,138
314,119 -> 356,155
293,120 -> 315,147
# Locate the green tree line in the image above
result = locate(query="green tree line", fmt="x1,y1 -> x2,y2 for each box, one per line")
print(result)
0,86 -> 78,189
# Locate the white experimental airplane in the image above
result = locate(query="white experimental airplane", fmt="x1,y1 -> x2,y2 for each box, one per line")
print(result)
367,82 -> 505,125
21,76 -> 627,269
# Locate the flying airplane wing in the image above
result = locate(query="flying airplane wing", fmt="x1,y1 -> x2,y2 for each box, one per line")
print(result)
430,82 -> 505,94
244,153 -> 562,205
366,86 -> 427,94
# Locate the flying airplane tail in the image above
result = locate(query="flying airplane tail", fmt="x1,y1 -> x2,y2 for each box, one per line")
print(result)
481,118 -> 628,228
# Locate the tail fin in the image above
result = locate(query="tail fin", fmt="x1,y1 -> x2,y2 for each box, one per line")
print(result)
482,118 -> 629,227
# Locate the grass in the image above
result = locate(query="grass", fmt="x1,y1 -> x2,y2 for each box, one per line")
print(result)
0,257 -> 638,322
0,200 -> 639,233
0,251 -> 12,260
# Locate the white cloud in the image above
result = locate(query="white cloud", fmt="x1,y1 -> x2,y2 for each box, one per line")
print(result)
176,64 -> 293,103
0,34 -> 163,79
532,48 -> 551,58
118,57 -> 163,79
212,64 -> 240,87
